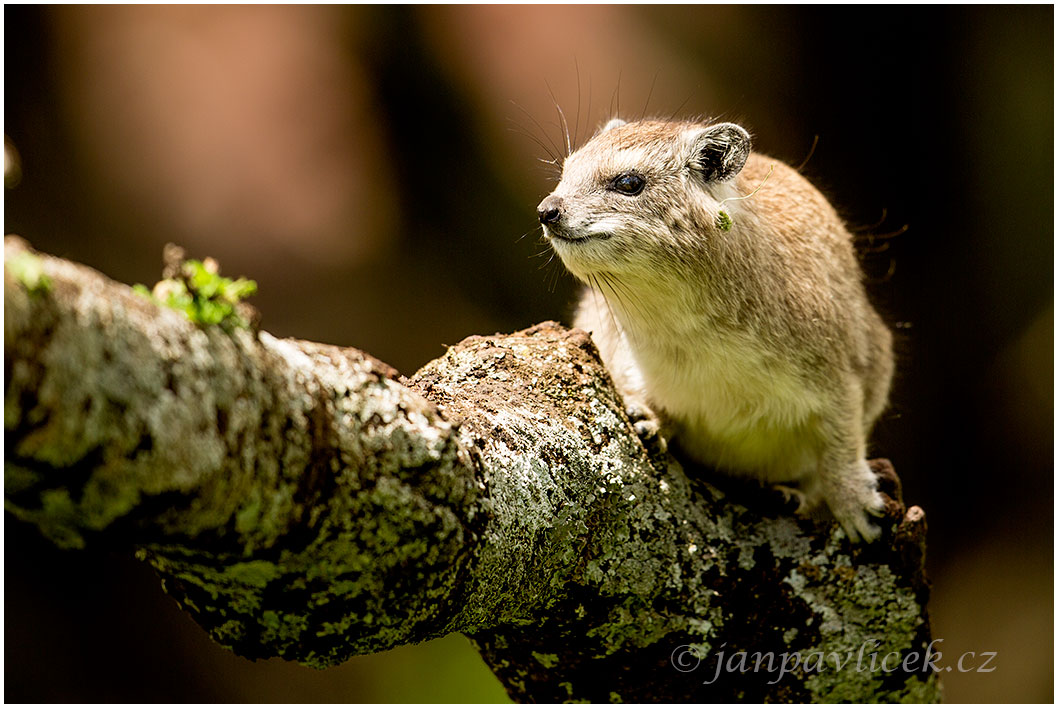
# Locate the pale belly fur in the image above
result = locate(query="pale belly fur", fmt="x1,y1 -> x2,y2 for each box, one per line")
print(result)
633,333 -> 827,482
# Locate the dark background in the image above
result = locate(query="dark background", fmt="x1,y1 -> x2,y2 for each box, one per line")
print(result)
5,5 -> 1052,702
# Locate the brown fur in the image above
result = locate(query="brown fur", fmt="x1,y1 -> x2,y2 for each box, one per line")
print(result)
539,119 -> 895,542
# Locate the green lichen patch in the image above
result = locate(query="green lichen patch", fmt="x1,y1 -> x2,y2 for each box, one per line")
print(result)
4,461 -> 42,495
532,651 -> 560,668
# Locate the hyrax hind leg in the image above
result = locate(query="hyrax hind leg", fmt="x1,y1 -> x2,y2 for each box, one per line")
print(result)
817,452 -> 886,543
775,384 -> 885,542
780,450 -> 885,542
810,390 -> 887,543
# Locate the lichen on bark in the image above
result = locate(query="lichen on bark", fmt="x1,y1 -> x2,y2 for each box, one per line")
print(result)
4,237 -> 939,701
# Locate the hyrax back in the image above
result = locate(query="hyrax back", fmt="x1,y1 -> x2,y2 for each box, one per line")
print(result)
537,118 -> 894,542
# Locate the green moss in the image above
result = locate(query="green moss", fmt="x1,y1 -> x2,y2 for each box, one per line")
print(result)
134,257 -> 257,331
7,250 -> 52,294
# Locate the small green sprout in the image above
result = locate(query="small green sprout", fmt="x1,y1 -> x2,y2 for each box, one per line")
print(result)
7,249 -> 52,295
135,248 -> 258,331
714,163 -> 776,232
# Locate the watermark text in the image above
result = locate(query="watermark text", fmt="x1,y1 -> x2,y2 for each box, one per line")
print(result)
670,639 -> 996,685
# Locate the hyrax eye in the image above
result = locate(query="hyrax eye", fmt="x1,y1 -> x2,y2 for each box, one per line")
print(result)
609,172 -> 646,196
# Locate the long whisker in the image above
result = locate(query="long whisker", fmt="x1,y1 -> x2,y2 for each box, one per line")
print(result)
587,275 -> 619,342
851,207 -> 907,234
509,100 -> 563,162
548,260 -> 564,293
871,224 -> 910,240
506,122 -> 558,164
545,80 -> 572,156
516,227 -> 539,243
596,272 -> 639,350
668,92 -> 693,122
535,158 -> 562,179
640,69 -> 660,120
585,72 -> 593,138
612,274 -> 656,351
794,134 -> 819,172
603,273 -> 646,329
534,246 -> 557,264
574,57 -> 582,150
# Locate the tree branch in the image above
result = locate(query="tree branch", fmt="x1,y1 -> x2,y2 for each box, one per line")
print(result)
4,236 -> 939,701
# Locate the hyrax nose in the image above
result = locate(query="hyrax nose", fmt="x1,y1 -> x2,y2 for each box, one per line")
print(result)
537,195 -> 564,225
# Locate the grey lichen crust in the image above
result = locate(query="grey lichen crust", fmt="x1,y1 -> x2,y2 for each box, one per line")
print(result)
4,237 -> 939,701
5,236 -> 483,666
411,328 -> 936,702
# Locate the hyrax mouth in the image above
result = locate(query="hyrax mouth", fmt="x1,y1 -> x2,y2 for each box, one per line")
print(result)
544,224 -> 584,243
544,224 -> 610,244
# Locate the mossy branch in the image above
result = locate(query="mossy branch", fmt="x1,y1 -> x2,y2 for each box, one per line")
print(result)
4,236 -> 939,702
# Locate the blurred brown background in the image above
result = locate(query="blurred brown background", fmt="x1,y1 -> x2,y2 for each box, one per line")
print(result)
4,5 -> 1052,702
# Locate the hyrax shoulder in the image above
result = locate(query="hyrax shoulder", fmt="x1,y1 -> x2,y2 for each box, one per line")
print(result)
537,117 -> 894,543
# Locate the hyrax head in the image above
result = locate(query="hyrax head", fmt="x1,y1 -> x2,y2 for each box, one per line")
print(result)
538,118 -> 751,280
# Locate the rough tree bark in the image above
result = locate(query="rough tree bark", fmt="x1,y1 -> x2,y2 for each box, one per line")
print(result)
4,236 -> 939,702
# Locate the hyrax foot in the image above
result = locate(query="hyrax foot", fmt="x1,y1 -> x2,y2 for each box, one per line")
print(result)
773,484 -> 811,514
824,461 -> 886,543
626,402 -> 667,456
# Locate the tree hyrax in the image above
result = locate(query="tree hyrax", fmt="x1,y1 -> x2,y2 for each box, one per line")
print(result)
537,118 -> 895,543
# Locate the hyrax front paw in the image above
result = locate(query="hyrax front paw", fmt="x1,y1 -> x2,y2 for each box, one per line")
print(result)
625,402 -> 667,456
825,462 -> 886,544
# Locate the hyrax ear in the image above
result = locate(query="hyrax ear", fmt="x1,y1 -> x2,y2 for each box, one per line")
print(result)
601,117 -> 627,133
689,122 -> 751,182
